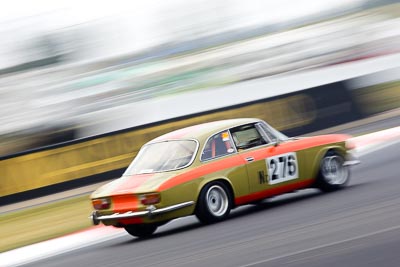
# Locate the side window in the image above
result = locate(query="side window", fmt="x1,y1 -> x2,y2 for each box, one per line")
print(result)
201,131 -> 236,161
230,123 -> 268,150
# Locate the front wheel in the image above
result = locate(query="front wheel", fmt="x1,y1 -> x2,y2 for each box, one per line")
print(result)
316,151 -> 350,192
195,181 -> 232,224
124,223 -> 158,238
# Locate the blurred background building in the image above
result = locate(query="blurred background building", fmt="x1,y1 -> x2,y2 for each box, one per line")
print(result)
0,0 -> 399,156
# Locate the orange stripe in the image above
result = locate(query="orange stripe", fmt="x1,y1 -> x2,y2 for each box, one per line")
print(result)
109,173 -> 154,195
234,179 -> 315,205
158,134 -> 348,191
239,134 -> 350,162
158,155 -> 246,191
112,194 -> 140,212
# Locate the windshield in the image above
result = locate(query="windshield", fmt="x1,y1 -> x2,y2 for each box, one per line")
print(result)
124,140 -> 198,175
258,121 -> 289,141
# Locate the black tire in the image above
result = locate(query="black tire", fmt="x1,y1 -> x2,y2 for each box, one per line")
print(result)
195,181 -> 232,224
316,151 -> 350,192
124,223 -> 157,238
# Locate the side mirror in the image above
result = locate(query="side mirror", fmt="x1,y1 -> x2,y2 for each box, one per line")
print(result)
270,140 -> 280,147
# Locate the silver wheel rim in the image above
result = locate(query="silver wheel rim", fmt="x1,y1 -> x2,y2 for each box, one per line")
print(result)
321,155 -> 348,185
206,185 -> 229,217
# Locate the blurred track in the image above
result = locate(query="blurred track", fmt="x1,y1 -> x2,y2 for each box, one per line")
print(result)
24,123 -> 400,267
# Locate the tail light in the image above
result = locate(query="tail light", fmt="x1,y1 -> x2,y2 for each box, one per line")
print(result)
92,198 -> 111,210
139,193 -> 161,205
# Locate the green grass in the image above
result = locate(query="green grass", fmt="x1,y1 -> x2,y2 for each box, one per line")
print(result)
0,195 -> 93,252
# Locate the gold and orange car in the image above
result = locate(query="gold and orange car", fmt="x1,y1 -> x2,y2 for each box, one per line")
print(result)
90,118 -> 359,237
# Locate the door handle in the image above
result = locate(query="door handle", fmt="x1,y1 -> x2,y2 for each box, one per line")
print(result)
245,157 -> 254,162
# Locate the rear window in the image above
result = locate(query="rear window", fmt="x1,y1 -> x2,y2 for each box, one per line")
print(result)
124,140 -> 198,174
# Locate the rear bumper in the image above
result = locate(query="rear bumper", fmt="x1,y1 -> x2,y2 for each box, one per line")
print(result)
90,201 -> 195,225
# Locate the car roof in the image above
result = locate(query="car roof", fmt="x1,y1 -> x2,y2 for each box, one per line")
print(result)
149,118 -> 261,143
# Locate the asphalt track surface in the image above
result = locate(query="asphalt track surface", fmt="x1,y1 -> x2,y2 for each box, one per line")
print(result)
25,122 -> 400,267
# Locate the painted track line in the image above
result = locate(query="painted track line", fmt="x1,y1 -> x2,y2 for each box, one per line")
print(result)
1,226 -> 125,267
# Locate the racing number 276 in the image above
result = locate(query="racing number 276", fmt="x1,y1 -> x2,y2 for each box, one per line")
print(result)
267,152 -> 298,185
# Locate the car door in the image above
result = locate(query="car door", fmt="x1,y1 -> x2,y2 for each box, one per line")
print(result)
200,130 -> 250,198
230,122 -> 309,200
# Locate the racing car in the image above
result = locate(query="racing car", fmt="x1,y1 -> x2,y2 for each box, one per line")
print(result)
90,118 -> 359,237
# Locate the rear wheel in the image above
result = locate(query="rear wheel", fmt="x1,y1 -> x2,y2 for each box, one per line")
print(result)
317,151 -> 350,192
196,181 -> 232,224
124,223 -> 157,238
